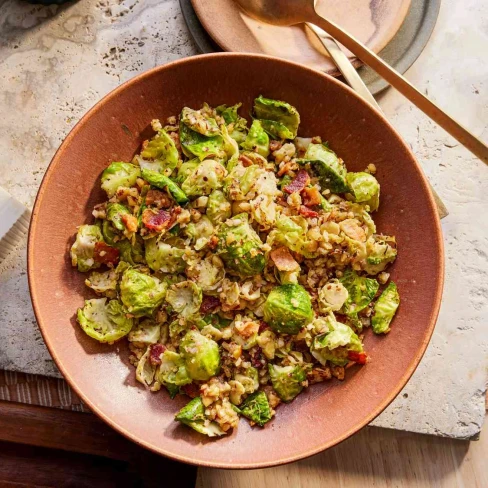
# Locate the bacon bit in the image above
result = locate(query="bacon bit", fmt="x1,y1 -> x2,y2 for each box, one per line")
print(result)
258,320 -> 269,333
181,383 -> 200,399
299,206 -> 319,218
200,295 -> 221,314
208,235 -> 219,250
283,170 -> 310,194
142,208 -> 172,232
149,343 -> 166,366
145,189 -> 172,208
347,351 -> 368,365
269,140 -> 283,152
239,154 -> 254,167
121,214 -> 138,233
302,187 -> 322,207
93,242 -> 119,265
270,247 -> 300,272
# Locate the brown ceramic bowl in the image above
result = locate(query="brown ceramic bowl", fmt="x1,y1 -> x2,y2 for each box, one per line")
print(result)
28,53 -> 444,469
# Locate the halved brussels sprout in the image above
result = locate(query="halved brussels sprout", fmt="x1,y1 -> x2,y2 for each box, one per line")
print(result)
207,190 -> 232,225
141,168 -> 188,205
299,144 -> 349,193
145,236 -> 187,274
235,367 -> 259,394
241,120 -> 270,158
70,224 -> 103,272
268,364 -> 306,402
85,269 -> 117,296
176,159 -> 200,183
181,159 -> 227,197
181,107 -> 220,136
216,213 -> 265,278
257,329 -> 276,359
157,350 -> 192,397
139,129 -> 179,175
184,216 -> 214,250
363,235 -> 398,275
106,203 -> 131,231
216,103 -> 248,144
179,118 -> 225,161
372,282 -> 400,334
253,95 -> 300,139
101,162 -> 141,197
114,236 -> 145,266
77,298 -> 133,343
175,397 -> 225,437
128,319 -> 161,345
165,281 -> 202,318
136,347 -> 157,387
340,269 -> 379,316
318,280 -> 349,313
238,390 -> 272,426
119,268 -> 167,317
179,330 -> 220,381
346,172 -> 380,211
101,220 -> 118,246
311,316 -> 363,366
220,123 -> 240,168
186,254 -> 225,293
263,284 -> 313,334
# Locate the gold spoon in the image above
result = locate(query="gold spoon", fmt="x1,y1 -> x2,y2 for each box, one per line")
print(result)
235,0 -> 488,165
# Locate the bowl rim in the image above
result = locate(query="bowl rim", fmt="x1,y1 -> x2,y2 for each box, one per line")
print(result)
27,52 -> 444,469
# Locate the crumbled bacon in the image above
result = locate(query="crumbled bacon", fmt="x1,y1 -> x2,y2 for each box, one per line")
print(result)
283,170 -> 310,194
200,295 -> 221,314
93,242 -> 119,265
299,206 -> 319,218
145,189 -> 172,208
181,383 -> 200,399
302,187 -> 322,207
121,214 -> 138,233
239,154 -> 254,167
208,235 -> 219,250
270,247 -> 299,272
142,208 -> 172,232
258,320 -> 269,333
149,343 -> 166,366
269,140 -> 283,152
347,351 -> 368,365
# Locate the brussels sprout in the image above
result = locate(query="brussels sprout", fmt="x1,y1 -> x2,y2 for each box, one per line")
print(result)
114,236 -> 145,266
311,316 -> 363,366
220,123 -> 240,168
340,269 -> 379,316
253,95 -> 300,139
139,129 -> 179,175
216,213 -> 265,278
179,330 -> 220,381
85,269 -> 117,296
175,397 -> 225,437
372,282 -> 400,334
184,216 -> 214,250
318,280 -> 349,313
101,162 -> 141,197
145,236 -> 187,274
181,159 -> 227,197
263,284 -> 313,334
235,367 -> 259,394
181,107 -> 220,136
166,281 -> 202,318
101,220 -> 118,246
176,159 -> 199,183
77,298 -> 133,343
120,268 -> 167,317
240,120 -> 270,158
363,235 -> 398,275
186,254 -> 225,292
179,119 -> 225,162
216,103 -> 248,143
128,319 -> 161,345
141,168 -> 188,205
136,347 -> 157,387
268,364 -> 306,402
238,391 -> 272,426
202,314 -> 232,330
346,172 -> 380,211
207,190 -> 232,225
298,144 -> 349,193
70,224 -> 103,272
106,203 -> 131,231
157,350 -> 192,396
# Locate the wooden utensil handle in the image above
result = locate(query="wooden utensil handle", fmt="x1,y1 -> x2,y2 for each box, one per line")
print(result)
309,11 -> 488,165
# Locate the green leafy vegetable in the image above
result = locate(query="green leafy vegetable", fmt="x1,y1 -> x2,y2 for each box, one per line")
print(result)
70,225 -> 103,272
346,172 -> 380,211
139,129 -> 179,175
241,120 -> 270,157
268,364 -> 306,402
141,168 -> 188,205
253,95 -> 300,139
101,162 -> 141,197
340,269 -> 379,315
372,282 -> 400,334
179,330 -> 221,381
238,391 -> 272,426
106,203 -> 131,231
175,397 -> 225,437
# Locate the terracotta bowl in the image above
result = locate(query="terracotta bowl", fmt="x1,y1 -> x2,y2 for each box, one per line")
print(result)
28,53 -> 444,469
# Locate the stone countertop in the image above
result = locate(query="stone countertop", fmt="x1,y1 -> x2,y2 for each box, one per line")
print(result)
0,0 -> 486,439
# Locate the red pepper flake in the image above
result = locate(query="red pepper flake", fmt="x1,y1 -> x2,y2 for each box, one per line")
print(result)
149,343 -> 166,366
283,170 -> 310,194
299,206 -> 319,218
258,321 -> 269,333
347,351 -> 368,365
200,295 -> 221,314
181,383 -> 200,399
142,208 -> 172,232
93,242 -> 119,265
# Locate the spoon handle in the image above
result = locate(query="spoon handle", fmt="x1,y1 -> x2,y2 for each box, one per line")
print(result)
309,11 -> 488,165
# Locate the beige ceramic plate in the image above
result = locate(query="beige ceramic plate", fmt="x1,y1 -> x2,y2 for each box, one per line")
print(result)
28,53 -> 443,469
191,0 -> 411,75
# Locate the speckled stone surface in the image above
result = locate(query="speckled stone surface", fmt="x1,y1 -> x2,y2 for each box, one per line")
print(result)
0,0 -> 486,439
